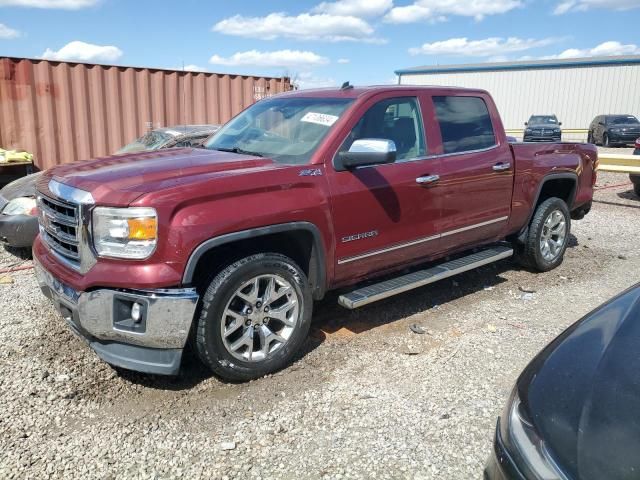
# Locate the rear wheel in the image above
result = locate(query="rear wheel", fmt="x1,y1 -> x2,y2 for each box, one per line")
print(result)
195,253 -> 312,381
517,197 -> 571,272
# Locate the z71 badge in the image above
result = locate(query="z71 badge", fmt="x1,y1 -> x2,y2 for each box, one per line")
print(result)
341,230 -> 378,243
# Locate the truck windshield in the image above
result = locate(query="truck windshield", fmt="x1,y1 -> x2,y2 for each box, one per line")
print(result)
205,97 -> 353,164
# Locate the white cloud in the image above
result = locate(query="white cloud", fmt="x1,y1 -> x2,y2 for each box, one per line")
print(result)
212,12 -> 382,43
554,0 -> 640,14
543,41 -> 640,59
312,0 -> 393,17
0,0 -> 99,8
294,72 -> 337,90
385,0 -> 522,23
337,58 -> 350,64
209,50 -> 330,69
0,23 -> 20,39
41,41 -> 123,62
182,64 -> 205,72
409,37 -> 557,57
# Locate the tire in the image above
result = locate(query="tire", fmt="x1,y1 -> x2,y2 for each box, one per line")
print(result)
517,197 -> 571,272
603,133 -> 610,147
587,132 -> 594,144
633,182 -> 640,197
195,253 -> 312,381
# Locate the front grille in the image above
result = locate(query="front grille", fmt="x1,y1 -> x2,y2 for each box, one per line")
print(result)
38,194 -> 81,263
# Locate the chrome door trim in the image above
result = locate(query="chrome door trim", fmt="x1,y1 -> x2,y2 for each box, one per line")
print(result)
337,215 -> 508,265
440,216 -> 509,238
337,234 -> 440,265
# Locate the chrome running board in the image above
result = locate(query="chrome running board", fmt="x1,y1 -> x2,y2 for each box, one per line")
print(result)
338,245 -> 513,309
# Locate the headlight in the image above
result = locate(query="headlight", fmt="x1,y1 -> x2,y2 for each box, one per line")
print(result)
553,128 -> 561,134
92,207 -> 157,259
611,128 -> 621,133
525,128 -> 533,134
2,197 -> 37,216
499,386 -> 565,479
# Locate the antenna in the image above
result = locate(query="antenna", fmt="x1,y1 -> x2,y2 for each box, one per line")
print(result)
341,81 -> 353,90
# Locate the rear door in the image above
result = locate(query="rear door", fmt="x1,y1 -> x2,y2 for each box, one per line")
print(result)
429,94 -> 514,253
326,92 -> 443,284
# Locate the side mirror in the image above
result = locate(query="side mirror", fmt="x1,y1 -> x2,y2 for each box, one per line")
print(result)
558,122 -> 563,126
335,139 -> 397,171
524,122 -> 528,126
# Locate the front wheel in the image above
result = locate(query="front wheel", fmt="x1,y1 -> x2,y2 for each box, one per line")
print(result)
195,253 -> 312,381
517,197 -> 571,272
587,131 -> 594,144
603,133 -> 610,147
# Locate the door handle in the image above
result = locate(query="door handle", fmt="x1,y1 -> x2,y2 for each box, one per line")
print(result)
492,162 -> 511,172
416,175 -> 440,185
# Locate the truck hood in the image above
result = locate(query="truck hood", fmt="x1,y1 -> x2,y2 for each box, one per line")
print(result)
46,148 -> 279,205
517,284 -> 640,480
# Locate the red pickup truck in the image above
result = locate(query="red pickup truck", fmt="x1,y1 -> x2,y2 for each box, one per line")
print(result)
33,85 -> 596,380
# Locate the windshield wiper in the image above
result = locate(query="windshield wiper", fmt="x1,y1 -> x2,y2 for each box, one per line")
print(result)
213,147 -> 264,157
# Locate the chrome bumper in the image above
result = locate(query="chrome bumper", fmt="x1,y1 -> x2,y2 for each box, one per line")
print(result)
34,258 -> 199,375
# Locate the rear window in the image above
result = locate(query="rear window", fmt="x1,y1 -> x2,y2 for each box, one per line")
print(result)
433,96 -> 496,154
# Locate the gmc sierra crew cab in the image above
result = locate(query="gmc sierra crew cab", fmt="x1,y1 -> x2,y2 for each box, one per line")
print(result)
32,85 -> 596,381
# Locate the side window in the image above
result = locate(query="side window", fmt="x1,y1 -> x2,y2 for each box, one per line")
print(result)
339,97 -> 426,162
433,96 -> 496,154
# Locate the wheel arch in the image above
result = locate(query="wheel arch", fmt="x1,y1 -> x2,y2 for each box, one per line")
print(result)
182,222 -> 327,300
516,173 -> 578,243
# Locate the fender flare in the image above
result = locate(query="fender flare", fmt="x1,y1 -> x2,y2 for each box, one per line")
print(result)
182,221 -> 327,299
517,172 -> 578,242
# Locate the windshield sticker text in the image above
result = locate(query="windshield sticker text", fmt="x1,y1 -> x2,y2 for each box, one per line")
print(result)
301,112 -> 339,127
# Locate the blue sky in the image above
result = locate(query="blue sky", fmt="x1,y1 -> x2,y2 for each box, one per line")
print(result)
0,0 -> 639,88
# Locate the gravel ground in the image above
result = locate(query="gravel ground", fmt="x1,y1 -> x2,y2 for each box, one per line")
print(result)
1,167 -> 639,479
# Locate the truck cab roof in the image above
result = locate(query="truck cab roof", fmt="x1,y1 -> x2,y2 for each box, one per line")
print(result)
277,84 -> 491,99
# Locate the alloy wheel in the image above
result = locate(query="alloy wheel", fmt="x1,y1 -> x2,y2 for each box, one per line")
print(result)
220,274 -> 300,362
539,209 -> 567,262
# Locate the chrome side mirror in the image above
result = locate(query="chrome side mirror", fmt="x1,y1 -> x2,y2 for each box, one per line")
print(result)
335,139 -> 397,171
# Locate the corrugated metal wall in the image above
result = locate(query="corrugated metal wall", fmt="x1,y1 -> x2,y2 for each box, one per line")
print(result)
0,57 -> 291,170
399,63 -> 640,141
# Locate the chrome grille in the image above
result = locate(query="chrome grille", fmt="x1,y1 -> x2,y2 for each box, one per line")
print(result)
38,194 -> 80,262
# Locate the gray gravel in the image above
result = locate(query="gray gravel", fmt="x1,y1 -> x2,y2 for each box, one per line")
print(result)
1,168 -> 639,479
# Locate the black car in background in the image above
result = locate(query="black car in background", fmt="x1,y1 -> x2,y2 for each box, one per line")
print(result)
0,124 -> 219,251
523,115 -> 562,142
485,283 -> 640,480
588,114 -> 640,147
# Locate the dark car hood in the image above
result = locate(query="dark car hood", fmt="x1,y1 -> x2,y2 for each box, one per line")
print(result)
518,284 -> 640,480
528,123 -> 560,129
0,171 -> 42,200
43,148 -> 279,205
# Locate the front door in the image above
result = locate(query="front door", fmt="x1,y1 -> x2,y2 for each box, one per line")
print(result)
326,94 -> 443,284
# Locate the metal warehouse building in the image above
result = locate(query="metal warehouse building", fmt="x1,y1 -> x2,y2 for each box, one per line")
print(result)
396,55 -> 640,141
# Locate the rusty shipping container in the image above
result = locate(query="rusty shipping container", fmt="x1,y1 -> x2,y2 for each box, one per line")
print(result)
0,57 -> 292,170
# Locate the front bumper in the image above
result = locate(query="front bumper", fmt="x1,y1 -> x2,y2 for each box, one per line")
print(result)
0,213 -> 39,248
484,419 -> 526,480
34,257 -> 199,375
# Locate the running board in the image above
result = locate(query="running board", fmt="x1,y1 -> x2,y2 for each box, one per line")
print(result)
338,245 -> 513,309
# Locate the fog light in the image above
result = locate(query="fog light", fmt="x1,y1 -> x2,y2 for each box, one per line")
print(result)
131,302 -> 142,323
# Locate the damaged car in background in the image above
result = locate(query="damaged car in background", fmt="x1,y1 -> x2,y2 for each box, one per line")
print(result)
0,124 -> 219,252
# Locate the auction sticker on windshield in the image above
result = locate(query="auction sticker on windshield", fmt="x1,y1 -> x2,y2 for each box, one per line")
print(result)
301,112 -> 339,127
